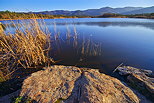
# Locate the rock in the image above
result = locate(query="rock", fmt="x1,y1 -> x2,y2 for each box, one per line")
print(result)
117,66 -> 154,101
127,73 -> 154,93
20,65 -> 139,103
117,66 -> 153,77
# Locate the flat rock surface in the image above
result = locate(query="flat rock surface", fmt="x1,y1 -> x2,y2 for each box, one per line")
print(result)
20,65 -> 140,103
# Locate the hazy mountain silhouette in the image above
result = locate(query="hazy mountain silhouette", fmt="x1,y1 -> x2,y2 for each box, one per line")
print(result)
122,6 -> 154,14
31,6 -> 154,16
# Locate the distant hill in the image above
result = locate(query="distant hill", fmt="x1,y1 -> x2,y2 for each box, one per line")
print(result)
123,6 -> 154,14
33,7 -> 147,16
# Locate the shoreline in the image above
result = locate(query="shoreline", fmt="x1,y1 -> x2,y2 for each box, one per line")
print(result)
0,17 -> 154,21
0,17 -> 80,21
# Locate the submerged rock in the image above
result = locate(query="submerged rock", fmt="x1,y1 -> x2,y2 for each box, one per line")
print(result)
20,65 -> 139,103
117,66 -> 154,101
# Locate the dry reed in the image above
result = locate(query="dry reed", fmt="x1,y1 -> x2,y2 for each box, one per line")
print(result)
0,19 -> 102,82
0,19 -> 54,81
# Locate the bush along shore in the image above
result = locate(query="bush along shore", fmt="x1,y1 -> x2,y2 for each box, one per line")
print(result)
0,19 -> 153,103
0,11 -> 91,21
0,11 -> 154,21
96,13 -> 154,19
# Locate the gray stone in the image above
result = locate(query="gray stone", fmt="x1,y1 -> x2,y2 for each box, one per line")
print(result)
117,66 -> 154,100
117,66 -> 153,76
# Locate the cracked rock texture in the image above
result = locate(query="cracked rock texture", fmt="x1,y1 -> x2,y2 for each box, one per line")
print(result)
20,65 -> 140,103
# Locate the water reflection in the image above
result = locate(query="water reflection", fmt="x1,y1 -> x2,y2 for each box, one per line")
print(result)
51,26 -> 102,57
2,18 -> 154,31
42,21 -> 154,30
76,22 -> 154,30
1,18 -> 154,73
49,33 -> 103,73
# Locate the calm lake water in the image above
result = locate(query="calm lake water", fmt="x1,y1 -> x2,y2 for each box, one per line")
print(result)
1,18 -> 154,74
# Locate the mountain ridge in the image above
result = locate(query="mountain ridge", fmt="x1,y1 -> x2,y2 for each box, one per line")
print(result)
32,6 -> 154,16
122,6 -> 154,14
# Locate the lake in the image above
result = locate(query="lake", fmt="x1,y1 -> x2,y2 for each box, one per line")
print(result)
1,18 -> 154,74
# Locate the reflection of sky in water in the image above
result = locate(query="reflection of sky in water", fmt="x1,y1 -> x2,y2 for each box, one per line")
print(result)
2,18 -> 154,33
1,18 -> 154,73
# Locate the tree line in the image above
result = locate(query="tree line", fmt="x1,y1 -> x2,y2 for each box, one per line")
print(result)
0,10 -> 88,20
96,13 -> 154,19
0,10 -> 154,20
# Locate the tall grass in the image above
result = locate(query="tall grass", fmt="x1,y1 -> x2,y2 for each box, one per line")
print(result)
0,19 -> 54,82
0,19 -> 102,82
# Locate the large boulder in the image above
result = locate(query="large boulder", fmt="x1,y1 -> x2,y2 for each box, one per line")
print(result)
117,66 -> 154,101
20,65 -> 139,103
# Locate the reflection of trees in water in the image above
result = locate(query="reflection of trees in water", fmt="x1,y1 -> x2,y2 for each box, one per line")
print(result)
3,20 -> 154,32
81,22 -> 154,30
51,21 -> 154,30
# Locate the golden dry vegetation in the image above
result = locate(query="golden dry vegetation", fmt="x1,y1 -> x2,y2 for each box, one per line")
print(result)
0,19 -> 54,82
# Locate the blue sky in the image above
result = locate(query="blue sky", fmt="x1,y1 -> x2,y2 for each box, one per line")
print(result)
0,0 -> 154,12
